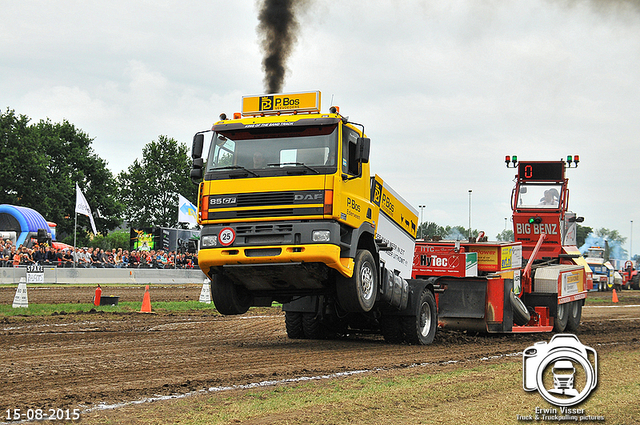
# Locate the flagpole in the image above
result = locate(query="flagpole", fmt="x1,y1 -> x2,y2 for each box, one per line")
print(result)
74,211 -> 77,268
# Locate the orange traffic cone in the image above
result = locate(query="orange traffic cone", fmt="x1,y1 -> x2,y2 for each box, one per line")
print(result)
612,289 -> 619,303
140,285 -> 152,313
93,284 -> 102,306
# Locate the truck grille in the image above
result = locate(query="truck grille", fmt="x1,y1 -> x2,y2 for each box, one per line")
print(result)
207,190 -> 325,220
237,192 -> 294,207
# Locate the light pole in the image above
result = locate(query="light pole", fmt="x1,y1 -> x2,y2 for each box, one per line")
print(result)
419,205 -> 425,239
631,220 -> 634,261
468,190 -> 472,240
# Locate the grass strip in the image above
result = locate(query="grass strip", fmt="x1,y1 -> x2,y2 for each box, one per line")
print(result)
88,348 -> 639,425
0,301 -> 218,316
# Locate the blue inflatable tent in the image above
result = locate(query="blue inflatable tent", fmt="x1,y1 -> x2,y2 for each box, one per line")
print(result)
0,204 -> 51,246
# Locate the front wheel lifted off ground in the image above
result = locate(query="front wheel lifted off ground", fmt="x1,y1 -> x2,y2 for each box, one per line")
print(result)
210,274 -> 252,315
402,289 -> 437,345
336,249 -> 378,313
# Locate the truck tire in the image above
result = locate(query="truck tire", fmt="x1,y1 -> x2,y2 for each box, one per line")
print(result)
565,300 -> 583,332
211,274 -> 252,315
401,289 -> 437,345
510,291 -> 531,326
336,249 -> 378,313
302,313 -> 326,339
380,315 -> 404,344
554,301 -> 569,332
285,311 -> 305,339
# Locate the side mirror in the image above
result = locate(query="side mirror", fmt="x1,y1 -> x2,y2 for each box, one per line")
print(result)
192,133 -> 204,159
355,137 -> 370,163
190,167 -> 203,184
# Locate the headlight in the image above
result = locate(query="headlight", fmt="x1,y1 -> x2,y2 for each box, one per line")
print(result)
201,235 -> 218,248
312,230 -> 331,242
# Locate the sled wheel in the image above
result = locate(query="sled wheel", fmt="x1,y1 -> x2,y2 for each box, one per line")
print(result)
565,300 -> 583,332
337,249 -> 378,313
285,311 -> 305,339
510,291 -> 531,326
554,301 -> 569,332
210,273 -> 252,315
402,289 -> 437,345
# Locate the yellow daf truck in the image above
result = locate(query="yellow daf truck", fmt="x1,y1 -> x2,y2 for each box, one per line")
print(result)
191,91 -> 438,344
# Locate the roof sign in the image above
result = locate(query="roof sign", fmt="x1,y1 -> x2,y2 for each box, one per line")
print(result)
242,91 -> 321,116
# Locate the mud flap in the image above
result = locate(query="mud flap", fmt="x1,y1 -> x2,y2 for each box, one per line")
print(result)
437,278 -> 487,319
283,295 -> 322,313
435,278 -> 489,332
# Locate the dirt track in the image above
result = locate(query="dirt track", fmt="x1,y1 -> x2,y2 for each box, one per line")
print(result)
1,286 -> 639,421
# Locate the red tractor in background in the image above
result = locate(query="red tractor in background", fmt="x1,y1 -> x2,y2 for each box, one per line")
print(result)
620,260 -> 639,290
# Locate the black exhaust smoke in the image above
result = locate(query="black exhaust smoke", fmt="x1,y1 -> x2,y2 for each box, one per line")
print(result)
257,0 -> 305,94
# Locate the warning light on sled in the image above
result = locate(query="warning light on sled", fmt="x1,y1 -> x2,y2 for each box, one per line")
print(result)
505,155 -> 518,168
566,154 -> 580,168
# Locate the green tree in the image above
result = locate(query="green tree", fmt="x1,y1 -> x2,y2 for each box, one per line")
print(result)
576,224 -> 592,248
117,136 -> 197,228
417,221 -> 480,241
418,221 -> 444,239
496,229 -> 514,241
0,109 -> 122,237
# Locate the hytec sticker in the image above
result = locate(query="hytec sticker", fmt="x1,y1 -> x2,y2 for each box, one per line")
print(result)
218,227 -> 236,246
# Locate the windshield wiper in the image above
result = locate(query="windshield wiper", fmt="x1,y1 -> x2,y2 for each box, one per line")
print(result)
214,165 -> 259,177
267,162 -> 320,174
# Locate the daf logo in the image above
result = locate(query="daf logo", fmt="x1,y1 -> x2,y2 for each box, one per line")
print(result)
294,193 -> 323,201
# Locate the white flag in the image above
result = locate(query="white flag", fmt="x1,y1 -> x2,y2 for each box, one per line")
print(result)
75,183 -> 98,234
178,194 -> 198,226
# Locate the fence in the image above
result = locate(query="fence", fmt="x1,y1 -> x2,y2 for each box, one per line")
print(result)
0,266 -> 207,285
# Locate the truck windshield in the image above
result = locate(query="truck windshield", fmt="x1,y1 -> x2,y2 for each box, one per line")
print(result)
516,184 -> 562,209
205,125 -> 338,177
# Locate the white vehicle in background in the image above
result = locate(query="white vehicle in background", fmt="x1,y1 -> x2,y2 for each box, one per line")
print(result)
584,247 -> 615,291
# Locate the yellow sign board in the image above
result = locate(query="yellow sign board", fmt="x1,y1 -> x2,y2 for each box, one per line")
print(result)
371,175 -> 417,238
242,91 -> 321,116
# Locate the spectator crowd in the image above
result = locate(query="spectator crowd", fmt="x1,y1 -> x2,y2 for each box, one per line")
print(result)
0,239 -> 198,269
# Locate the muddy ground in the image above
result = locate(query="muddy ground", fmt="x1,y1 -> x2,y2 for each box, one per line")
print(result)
1,285 -> 639,422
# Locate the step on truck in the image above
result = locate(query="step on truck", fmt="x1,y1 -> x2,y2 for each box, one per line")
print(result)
190,91 -> 438,344
413,156 -> 590,334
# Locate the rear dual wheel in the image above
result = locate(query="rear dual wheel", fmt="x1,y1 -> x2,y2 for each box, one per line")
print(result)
381,289 -> 436,345
285,311 -> 332,339
402,289 -> 437,345
565,300 -> 583,332
554,300 -> 582,332
554,302 -> 569,332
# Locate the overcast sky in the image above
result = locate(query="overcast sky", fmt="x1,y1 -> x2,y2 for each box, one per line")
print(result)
2,0 -> 639,257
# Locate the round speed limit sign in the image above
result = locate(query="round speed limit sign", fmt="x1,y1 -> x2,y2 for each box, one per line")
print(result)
218,227 -> 236,246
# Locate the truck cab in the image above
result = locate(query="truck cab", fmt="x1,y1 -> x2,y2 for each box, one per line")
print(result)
190,92 -> 435,345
